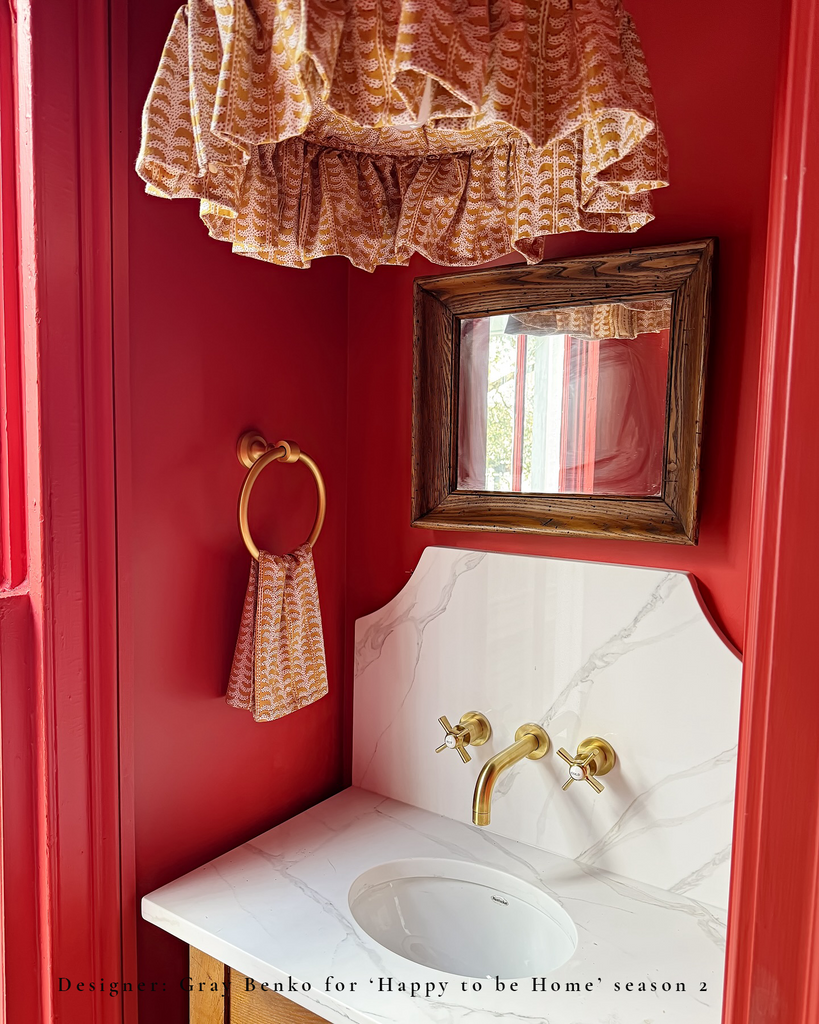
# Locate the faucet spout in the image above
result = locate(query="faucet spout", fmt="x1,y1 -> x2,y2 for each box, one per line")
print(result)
472,724 -> 550,826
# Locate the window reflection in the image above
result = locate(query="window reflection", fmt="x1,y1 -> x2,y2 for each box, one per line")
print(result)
457,301 -> 672,497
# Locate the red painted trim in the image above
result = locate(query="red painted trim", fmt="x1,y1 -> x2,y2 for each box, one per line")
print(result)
558,337 -> 599,493
725,0 -> 819,1019
4,2 -> 128,1022
0,2 -> 25,590
110,0 -> 138,1016
511,334 -> 527,490
581,341 -> 599,494
0,594 -> 39,1024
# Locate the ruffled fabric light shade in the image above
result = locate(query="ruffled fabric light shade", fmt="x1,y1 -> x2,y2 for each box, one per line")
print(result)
137,0 -> 669,271
506,299 -> 672,340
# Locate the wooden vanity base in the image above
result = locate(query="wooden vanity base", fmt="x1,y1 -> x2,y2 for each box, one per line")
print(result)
189,947 -> 331,1024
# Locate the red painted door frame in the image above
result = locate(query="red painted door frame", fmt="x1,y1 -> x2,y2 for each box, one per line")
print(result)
1,0 -> 818,1023
0,1 -> 132,1023
0,1 -> 24,593
723,0 -> 819,1019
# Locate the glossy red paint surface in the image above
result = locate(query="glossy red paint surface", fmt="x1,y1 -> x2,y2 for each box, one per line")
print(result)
344,0 -> 783,654
3,3 -> 124,1023
0,593 -> 38,1024
0,3 -> 24,592
8,1 -> 819,1023
122,5 -> 349,1020
120,3 -> 788,1019
724,0 -> 819,1018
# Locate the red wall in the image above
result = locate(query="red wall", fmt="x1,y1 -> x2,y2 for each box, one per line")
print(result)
125,5 -> 349,1020
344,0 -> 782,658
124,2 -> 782,1021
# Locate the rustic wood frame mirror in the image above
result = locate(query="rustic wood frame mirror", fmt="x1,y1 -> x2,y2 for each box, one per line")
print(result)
412,239 -> 714,544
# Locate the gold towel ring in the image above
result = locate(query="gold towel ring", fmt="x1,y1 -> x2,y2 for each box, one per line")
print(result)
236,430 -> 326,560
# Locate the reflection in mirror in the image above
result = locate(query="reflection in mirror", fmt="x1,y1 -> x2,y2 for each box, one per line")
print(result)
457,299 -> 672,497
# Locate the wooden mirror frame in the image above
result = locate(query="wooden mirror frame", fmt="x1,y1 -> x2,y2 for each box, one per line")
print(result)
411,239 -> 715,544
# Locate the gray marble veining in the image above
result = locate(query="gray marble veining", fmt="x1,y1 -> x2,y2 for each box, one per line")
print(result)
352,548 -> 741,909
143,788 -> 727,1024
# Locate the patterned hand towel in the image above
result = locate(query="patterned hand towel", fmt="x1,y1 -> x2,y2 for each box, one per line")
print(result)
226,544 -> 328,721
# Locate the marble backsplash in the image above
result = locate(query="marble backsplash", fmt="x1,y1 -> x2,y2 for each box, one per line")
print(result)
352,548 -> 741,909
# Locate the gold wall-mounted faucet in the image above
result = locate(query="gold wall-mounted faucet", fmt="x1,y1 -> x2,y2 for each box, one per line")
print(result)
557,737 -> 617,793
435,711 -> 491,763
472,724 -> 550,826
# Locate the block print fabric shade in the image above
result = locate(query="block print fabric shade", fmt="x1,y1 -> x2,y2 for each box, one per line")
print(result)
137,0 -> 669,271
506,299 -> 673,340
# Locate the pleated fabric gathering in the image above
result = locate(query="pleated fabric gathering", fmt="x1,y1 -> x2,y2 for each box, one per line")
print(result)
137,0 -> 669,271
227,545 -> 328,723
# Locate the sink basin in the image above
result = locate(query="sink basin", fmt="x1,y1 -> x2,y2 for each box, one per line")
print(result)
348,858 -> 577,979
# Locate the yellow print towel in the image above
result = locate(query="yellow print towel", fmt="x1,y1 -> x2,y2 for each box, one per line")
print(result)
226,544 -> 328,722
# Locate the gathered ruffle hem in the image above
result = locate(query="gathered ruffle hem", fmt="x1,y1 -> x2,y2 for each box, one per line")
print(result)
137,0 -> 669,271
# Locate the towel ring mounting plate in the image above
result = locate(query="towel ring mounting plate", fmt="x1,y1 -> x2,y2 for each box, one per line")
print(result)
236,430 -> 326,559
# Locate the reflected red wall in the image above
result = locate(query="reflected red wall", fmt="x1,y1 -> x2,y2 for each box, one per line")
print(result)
344,0 -> 782,658
591,330 -> 670,496
125,5 -> 349,1020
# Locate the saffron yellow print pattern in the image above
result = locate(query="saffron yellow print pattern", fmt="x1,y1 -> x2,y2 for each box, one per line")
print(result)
512,299 -> 672,340
137,0 -> 669,271
227,545 -> 328,722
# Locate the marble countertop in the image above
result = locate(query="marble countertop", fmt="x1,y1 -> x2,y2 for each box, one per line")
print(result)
143,786 -> 725,1024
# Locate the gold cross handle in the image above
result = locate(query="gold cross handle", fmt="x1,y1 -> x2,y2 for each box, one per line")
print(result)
435,712 -> 492,764
557,737 -> 617,794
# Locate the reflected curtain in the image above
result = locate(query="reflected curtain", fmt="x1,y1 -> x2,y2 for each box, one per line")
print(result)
458,318 -> 490,490
506,300 -> 672,341
559,337 -> 600,493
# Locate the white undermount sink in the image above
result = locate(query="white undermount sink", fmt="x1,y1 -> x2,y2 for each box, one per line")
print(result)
348,857 -> 577,979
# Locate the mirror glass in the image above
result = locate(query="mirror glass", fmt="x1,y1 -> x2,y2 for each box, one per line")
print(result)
457,298 -> 673,497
